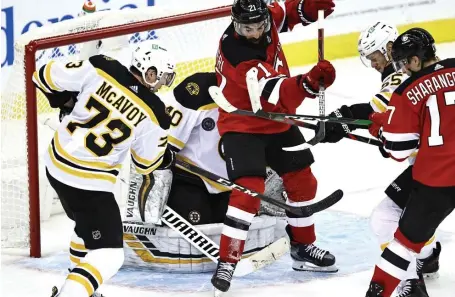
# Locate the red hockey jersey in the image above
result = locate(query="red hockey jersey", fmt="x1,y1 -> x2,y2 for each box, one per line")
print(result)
382,58 -> 455,187
215,0 -> 316,135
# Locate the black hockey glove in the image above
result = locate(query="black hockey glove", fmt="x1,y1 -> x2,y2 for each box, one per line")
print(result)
319,105 -> 355,143
157,148 -> 176,170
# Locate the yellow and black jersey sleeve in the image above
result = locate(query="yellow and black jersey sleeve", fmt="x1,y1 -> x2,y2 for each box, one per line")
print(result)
370,71 -> 408,113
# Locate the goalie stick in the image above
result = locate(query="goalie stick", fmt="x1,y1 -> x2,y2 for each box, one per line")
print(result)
175,158 -> 343,217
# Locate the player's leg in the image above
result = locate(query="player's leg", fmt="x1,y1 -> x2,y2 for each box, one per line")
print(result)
211,132 -> 267,292
266,126 -> 336,272
209,191 -> 230,224
166,168 -> 214,225
47,170 -> 124,297
366,182 -> 455,297
371,166 -> 441,296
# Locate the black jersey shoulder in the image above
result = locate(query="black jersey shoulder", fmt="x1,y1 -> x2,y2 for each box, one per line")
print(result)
381,64 -> 396,82
173,72 -> 218,111
89,55 -> 170,129
220,23 -> 270,67
394,58 -> 455,95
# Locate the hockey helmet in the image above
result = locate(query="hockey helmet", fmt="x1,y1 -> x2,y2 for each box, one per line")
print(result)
231,0 -> 271,37
358,22 -> 398,67
391,28 -> 436,72
131,41 -> 176,90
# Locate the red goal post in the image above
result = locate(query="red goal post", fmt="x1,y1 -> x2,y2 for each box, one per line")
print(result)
2,5 -> 231,258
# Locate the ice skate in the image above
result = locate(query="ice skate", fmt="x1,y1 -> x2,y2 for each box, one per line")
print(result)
396,279 -> 429,297
50,286 -> 105,297
286,226 -> 337,272
211,260 -> 237,296
366,282 -> 385,297
420,241 -> 441,279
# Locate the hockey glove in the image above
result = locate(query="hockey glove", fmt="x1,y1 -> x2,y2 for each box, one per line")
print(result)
368,112 -> 387,138
298,0 -> 335,24
300,60 -> 336,96
319,105 -> 355,143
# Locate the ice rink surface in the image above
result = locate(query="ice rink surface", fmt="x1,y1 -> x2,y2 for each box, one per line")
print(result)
1,42 -> 454,297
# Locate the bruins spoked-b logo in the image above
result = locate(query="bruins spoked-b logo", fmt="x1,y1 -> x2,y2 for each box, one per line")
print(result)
185,82 -> 200,96
188,211 -> 201,224
92,230 -> 101,240
202,117 -> 215,131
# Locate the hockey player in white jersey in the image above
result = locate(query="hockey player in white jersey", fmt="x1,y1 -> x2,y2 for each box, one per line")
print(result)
321,22 -> 441,296
33,40 -> 176,297
122,72 -> 287,273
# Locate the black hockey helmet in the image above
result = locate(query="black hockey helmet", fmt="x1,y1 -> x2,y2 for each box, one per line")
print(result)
231,0 -> 271,36
391,28 -> 436,71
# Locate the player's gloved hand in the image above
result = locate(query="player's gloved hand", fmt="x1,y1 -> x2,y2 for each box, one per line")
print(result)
157,148 -> 176,170
299,0 -> 335,23
319,105 -> 355,143
59,106 -> 73,122
300,60 -> 336,96
368,112 -> 387,138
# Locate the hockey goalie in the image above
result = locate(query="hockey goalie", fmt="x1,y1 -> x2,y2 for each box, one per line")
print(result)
119,72 -> 289,273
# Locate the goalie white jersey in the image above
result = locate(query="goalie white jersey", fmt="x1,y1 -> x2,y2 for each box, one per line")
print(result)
163,72 -> 229,194
369,64 -> 408,113
33,55 -> 170,192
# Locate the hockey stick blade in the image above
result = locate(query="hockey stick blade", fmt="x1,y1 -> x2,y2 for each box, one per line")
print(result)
176,158 -> 343,216
234,237 -> 290,277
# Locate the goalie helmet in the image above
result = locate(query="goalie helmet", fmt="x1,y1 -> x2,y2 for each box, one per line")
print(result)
131,41 -> 176,90
231,0 -> 271,37
391,28 -> 436,72
358,21 -> 398,67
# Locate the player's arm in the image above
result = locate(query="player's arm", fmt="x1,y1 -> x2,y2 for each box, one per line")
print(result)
378,93 -> 420,161
268,0 -> 335,31
166,102 -> 201,152
131,121 -> 172,175
235,58 -> 335,111
32,59 -> 96,109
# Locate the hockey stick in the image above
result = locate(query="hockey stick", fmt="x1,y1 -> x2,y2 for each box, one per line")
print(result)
299,121 -> 382,147
175,158 -> 343,217
286,10 -> 327,151
123,205 -> 290,277
209,86 -> 371,126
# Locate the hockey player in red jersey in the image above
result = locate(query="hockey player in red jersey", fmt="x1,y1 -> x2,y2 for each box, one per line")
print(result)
212,0 -> 337,293
365,28 -> 455,297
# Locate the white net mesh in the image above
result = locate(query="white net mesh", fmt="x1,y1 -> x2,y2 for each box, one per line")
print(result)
1,5 -> 230,251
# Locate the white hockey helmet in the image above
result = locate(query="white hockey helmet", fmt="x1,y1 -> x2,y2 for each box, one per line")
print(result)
131,40 -> 176,90
358,22 -> 399,67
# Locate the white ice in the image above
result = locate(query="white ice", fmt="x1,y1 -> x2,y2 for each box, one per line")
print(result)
1,42 -> 454,297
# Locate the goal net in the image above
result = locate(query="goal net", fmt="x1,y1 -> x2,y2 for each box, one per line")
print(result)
1,5 -> 231,257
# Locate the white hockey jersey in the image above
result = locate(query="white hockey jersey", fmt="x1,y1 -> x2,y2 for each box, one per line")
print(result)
33,55 -> 170,192
162,72 -> 229,193
368,64 -> 416,164
370,64 -> 408,113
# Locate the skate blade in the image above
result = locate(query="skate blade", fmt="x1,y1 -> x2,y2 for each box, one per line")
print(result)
292,261 -> 338,273
423,271 -> 439,280
214,288 -> 224,297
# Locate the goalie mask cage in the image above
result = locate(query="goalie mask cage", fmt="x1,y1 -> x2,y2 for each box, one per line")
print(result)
1,5 -> 231,257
